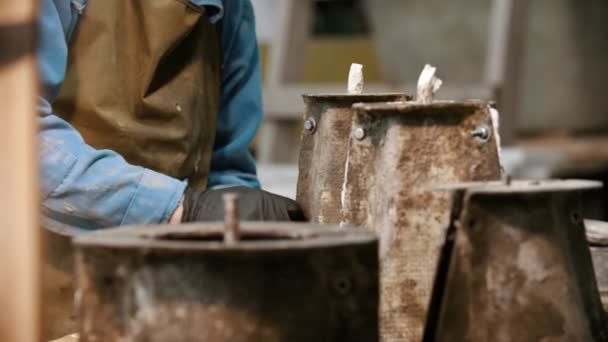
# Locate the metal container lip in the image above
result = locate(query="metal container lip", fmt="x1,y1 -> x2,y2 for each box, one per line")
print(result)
73,222 -> 377,252
302,93 -> 410,104
352,99 -> 490,114
433,179 -> 602,194
585,219 -> 608,246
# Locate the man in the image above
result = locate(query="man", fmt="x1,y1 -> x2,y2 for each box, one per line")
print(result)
39,0 -> 303,339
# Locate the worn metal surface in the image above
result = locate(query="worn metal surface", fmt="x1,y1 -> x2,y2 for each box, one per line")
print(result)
425,180 -> 608,342
587,219 -> 608,246
341,100 -> 501,341
590,246 -> 608,312
587,220 -> 608,311
73,223 -> 379,342
296,93 -> 409,224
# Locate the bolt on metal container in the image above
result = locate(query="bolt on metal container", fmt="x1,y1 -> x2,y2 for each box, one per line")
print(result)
296,93 -> 410,224
341,100 -> 502,341
586,219 -> 608,311
424,180 -> 608,342
73,221 -> 379,342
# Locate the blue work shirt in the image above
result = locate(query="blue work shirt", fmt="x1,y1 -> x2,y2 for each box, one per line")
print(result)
39,0 -> 262,234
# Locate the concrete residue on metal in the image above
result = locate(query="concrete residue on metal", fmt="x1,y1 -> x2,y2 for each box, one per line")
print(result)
296,93 -> 410,224
586,219 -> 608,246
348,63 -> 364,95
586,220 -> 608,311
489,106 -> 503,164
416,64 -> 443,104
341,100 -> 501,341
424,180 -> 608,342
73,222 -> 379,342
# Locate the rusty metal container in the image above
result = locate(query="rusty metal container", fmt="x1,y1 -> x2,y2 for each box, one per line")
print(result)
425,180 -> 608,342
73,222 -> 379,342
296,93 -> 409,223
341,100 -> 502,341
586,220 -> 608,311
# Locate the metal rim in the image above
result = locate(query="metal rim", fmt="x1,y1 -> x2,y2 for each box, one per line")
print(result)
73,222 -> 377,251
433,179 -> 603,194
352,99 -> 490,114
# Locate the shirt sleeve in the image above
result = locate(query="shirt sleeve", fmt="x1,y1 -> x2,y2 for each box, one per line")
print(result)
207,0 -> 262,189
38,0 -> 186,235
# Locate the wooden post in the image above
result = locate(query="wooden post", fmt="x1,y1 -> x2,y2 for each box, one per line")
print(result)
258,0 -> 312,164
0,0 -> 40,341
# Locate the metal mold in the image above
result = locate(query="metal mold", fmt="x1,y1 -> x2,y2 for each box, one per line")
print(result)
341,100 -> 502,341
586,220 -> 608,311
296,93 -> 410,224
424,180 -> 608,342
73,221 -> 379,342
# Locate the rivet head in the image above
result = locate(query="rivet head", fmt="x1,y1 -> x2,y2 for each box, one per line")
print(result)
303,118 -> 316,133
354,127 -> 366,140
332,275 -> 353,296
176,104 -> 183,112
471,124 -> 491,144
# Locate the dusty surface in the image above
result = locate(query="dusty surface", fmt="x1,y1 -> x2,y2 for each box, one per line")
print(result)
296,94 -> 408,224
429,186 -> 608,341
73,223 -> 378,342
341,100 -> 501,341
590,246 -> 608,311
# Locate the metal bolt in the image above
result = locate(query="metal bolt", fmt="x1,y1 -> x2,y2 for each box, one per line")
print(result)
471,124 -> 491,144
223,193 -> 240,245
354,127 -> 366,140
333,275 -> 353,296
304,118 -> 316,133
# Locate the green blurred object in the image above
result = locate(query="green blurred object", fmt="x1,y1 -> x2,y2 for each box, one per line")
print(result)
259,38 -> 383,84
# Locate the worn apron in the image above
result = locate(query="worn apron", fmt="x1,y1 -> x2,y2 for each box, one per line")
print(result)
43,0 -> 221,339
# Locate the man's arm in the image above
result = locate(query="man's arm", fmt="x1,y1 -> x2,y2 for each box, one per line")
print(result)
39,0 -> 186,234
207,0 -> 262,189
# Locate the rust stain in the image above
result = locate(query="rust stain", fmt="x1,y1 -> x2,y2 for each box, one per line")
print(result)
73,223 -> 380,341
296,94 -> 409,223
429,184 -> 608,341
342,100 -> 502,341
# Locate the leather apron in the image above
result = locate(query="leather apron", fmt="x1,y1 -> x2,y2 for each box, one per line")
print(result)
43,0 -> 221,339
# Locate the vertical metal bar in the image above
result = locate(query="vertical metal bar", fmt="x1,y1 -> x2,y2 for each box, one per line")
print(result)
0,0 -> 40,341
223,193 -> 240,245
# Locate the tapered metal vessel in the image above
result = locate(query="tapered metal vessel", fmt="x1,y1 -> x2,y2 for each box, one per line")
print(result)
425,180 -> 608,342
341,100 -> 502,341
296,93 -> 409,224
73,223 -> 379,342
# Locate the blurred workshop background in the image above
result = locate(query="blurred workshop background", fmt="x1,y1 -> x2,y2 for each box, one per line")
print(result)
253,0 -> 608,219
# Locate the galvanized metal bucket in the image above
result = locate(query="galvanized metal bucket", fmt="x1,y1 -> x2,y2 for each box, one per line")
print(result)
296,93 -> 409,223
341,100 -> 502,341
425,180 -> 608,342
73,223 -> 379,342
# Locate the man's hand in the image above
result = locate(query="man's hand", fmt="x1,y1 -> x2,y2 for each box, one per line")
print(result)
176,187 -> 305,223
